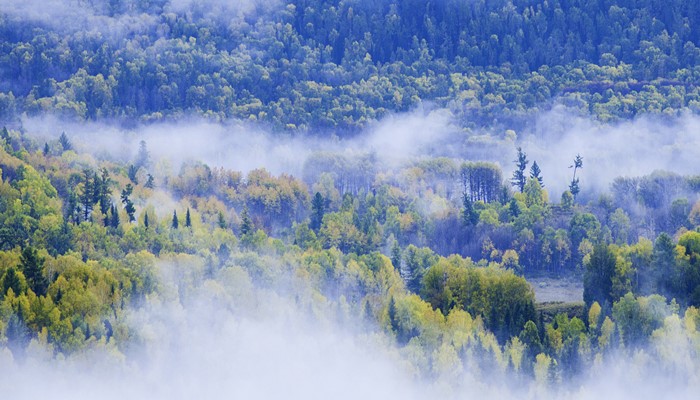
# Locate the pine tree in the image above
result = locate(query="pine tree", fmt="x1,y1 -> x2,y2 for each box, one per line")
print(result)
144,212 -> 149,230
110,204 -> 120,228
59,131 -> 72,152
19,246 -> 48,296
511,147 -> 529,193
135,140 -> 150,169
240,207 -> 252,235
127,164 -> 139,185
310,192 -> 324,231
2,267 -> 23,295
145,174 -> 155,189
462,194 -> 479,226
391,240 -> 402,274
569,154 -> 583,199
387,296 -> 399,333
172,210 -> 179,229
80,169 -> 93,222
43,142 -> 50,156
530,160 -> 544,187
217,211 -> 227,229
120,184 -> 135,222
98,168 -> 112,215
185,208 -> 192,228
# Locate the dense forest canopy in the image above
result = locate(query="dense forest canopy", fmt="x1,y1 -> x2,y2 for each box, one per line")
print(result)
1,0 -> 700,131
1,0 -> 700,398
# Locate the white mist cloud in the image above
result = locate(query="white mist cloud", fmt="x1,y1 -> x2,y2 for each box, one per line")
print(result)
0,0 -> 158,37
518,107 -> 700,197
19,105 -> 700,203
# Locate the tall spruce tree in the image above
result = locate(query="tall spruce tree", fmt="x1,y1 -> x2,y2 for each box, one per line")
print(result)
511,147 -> 529,193
310,192 -> 324,231
19,246 -> 48,296
530,161 -> 544,187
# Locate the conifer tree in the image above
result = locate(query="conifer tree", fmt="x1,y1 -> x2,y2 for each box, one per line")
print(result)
217,211 -> 227,229
462,194 -> 479,226
185,208 -> 192,228
81,169 -> 93,222
172,210 -> 179,229
19,246 -> 48,296
530,161 -> 544,187
240,207 -> 252,235
59,132 -> 72,152
511,147 -> 529,193
310,192 -> 324,231
110,204 -> 120,228
569,154 -> 583,199
121,184 -> 136,222
2,267 -> 23,295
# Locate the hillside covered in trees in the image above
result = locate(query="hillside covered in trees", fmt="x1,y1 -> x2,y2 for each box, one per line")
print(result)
2,0 -> 700,132
2,0 -> 700,397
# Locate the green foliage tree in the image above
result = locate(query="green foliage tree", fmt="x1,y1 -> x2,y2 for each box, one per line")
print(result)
172,210 -> 179,229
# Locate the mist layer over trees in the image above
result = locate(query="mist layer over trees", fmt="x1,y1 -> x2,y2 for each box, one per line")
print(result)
2,1 -> 700,398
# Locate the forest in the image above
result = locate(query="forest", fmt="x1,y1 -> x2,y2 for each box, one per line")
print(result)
1,0 -> 700,398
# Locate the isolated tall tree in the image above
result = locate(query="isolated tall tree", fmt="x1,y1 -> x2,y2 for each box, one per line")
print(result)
569,154 -> 583,198
172,210 -> 179,229
80,169 -> 93,222
511,147 -> 529,193
98,168 -> 112,215
185,208 -> 192,228
530,161 -> 544,187
144,212 -> 149,230
43,142 -> 50,156
19,246 -> 48,296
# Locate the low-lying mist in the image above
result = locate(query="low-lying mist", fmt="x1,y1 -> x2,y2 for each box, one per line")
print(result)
1,258 -> 699,400
20,106 -> 700,199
